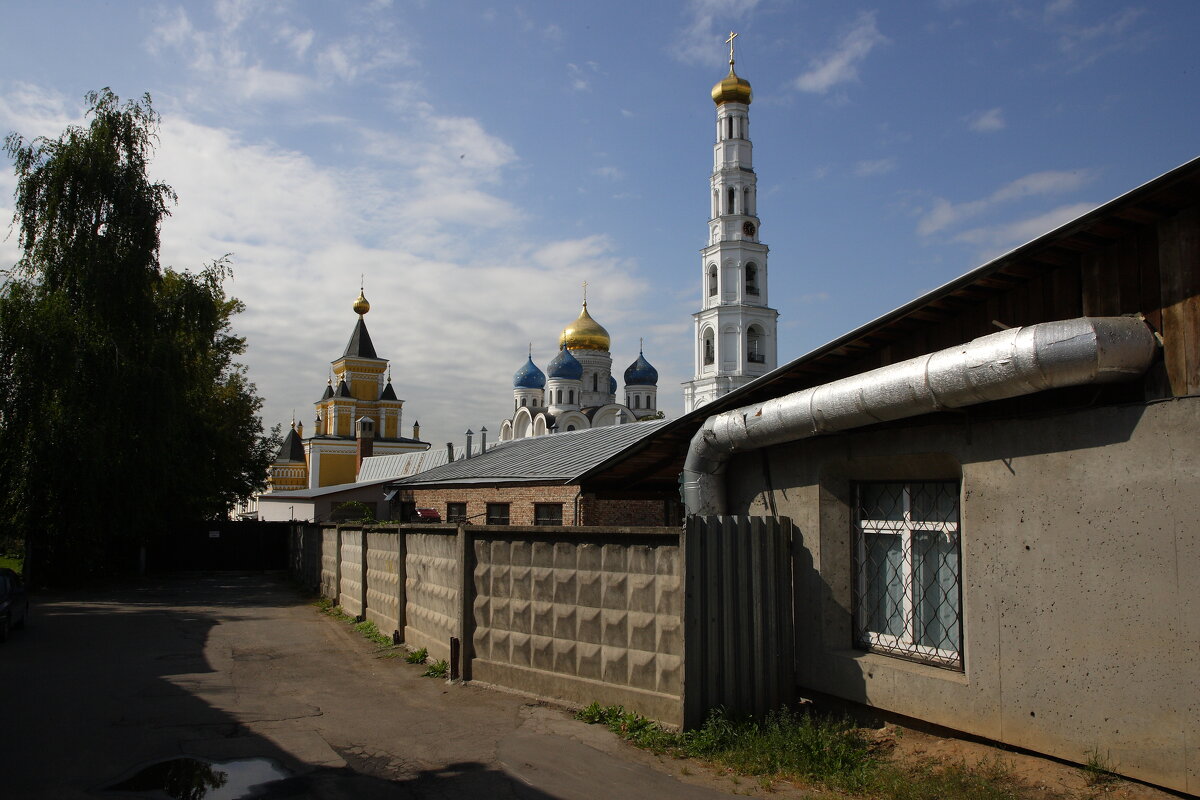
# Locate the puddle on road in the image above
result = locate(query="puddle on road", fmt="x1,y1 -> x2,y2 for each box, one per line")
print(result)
106,756 -> 292,798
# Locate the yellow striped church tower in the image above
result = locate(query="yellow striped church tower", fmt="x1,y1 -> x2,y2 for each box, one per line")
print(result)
268,289 -> 428,490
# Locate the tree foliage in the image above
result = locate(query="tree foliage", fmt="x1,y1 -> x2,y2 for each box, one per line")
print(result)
0,89 -> 276,581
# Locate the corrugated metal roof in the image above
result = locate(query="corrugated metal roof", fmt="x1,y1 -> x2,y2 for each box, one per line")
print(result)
393,420 -> 671,486
357,449 -> 451,481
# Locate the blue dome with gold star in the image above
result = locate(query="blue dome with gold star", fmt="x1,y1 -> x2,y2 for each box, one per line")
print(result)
513,356 -> 546,389
624,350 -> 659,386
547,347 -> 583,380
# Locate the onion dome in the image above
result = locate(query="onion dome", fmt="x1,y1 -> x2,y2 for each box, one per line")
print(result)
712,67 -> 752,106
547,346 -> 583,381
624,350 -> 659,386
513,356 -> 546,389
558,302 -> 611,352
609,375 -> 617,394
353,288 -> 370,315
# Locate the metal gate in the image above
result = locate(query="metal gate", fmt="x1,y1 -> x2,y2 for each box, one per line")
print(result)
683,515 -> 795,728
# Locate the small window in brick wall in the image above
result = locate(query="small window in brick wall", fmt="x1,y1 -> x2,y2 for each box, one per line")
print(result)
446,502 -> 467,524
486,503 -> 510,525
535,503 -> 563,526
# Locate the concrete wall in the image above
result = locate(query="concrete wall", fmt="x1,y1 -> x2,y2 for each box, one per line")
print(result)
404,531 -> 460,663
469,528 -> 683,723
724,397 -> 1200,794
365,530 -> 404,637
320,528 -> 338,600
337,528 -> 364,618
294,522 -> 690,724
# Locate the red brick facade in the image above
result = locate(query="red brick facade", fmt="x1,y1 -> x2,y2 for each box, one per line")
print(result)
391,483 -> 672,527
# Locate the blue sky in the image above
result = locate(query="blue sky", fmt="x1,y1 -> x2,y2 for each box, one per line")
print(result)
1,0 -> 1197,450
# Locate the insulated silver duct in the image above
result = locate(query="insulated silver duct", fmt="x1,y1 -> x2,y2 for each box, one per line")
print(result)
682,316 -> 1158,516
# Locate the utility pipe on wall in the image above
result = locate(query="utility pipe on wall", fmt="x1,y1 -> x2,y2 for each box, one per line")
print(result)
682,316 -> 1158,516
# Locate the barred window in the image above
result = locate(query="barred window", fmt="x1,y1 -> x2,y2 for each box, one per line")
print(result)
534,503 -> 563,526
486,503 -> 510,526
446,502 -> 467,524
854,481 -> 962,669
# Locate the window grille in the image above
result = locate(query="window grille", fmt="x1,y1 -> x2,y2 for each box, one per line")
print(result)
486,503 -> 510,526
534,503 -> 563,526
446,503 -> 467,524
853,481 -> 962,669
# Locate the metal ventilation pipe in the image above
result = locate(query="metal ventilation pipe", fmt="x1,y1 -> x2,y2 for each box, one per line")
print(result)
682,316 -> 1158,516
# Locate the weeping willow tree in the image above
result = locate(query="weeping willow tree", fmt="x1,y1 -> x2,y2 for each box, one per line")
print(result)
0,89 -> 276,581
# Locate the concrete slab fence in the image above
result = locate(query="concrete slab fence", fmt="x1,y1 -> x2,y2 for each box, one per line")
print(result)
289,517 -> 794,728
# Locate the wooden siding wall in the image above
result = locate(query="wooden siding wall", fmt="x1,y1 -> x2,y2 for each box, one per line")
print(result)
822,204 -> 1200,399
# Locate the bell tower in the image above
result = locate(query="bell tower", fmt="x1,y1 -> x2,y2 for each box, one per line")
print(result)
684,32 -> 779,413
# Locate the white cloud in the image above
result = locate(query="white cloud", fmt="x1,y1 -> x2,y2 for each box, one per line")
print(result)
954,201 -> 1099,257
567,63 -> 591,92
671,0 -> 761,68
1044,0 -> 1076,21
593,166 -> 624,181
794,11 -> 887,94
966,107 -> 1005,132
918,168 -> 1094,236
854,157 -> 896,177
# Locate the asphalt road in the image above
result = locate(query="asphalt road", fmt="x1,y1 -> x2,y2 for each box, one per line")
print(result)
1,572 -> 735,799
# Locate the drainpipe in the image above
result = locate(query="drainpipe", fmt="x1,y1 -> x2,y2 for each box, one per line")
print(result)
682,316 -> 1158,516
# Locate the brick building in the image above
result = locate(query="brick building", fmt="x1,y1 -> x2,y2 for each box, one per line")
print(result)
388,420 -> 680,527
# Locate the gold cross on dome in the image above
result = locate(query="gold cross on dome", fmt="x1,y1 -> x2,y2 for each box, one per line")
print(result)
726,31 -> 738,66
582,280 -> 588,304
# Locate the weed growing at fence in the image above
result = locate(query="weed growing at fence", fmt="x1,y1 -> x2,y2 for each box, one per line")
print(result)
422,660 -> 448,678
1080,748 -> 1118,786
576,704 -> 1035,799
405,647 -> 428,664
353,619 -> 391,646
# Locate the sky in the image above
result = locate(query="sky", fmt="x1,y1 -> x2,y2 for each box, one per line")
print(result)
1,0 -> 1197,452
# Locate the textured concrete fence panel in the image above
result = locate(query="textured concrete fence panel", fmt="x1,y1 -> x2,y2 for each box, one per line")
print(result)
365,531 -> 404,636
469,528 -> 683,724
292,520 -> 788,731
404,530 -> 459,662
320,528 -> 339,599
338,528 -> 364,618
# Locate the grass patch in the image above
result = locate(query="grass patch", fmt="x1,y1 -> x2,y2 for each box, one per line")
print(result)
1081,748 -> 1119,786
576,704 -> 1038,799
405,647 -> 428,664
422,659 -> 448,678
353,619 -> 391,646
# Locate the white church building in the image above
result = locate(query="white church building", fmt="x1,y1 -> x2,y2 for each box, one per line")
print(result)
498,301 -> 660,441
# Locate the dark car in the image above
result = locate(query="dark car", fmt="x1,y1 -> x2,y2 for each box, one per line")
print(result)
0,568 -> 28,642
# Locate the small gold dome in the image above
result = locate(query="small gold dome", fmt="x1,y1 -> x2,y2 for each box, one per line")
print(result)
558,302 -> 611,352
712,68 -> 753,106
353,289 -> 370,315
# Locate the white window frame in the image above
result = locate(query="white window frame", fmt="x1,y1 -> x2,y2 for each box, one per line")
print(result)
853,481 -> 962,669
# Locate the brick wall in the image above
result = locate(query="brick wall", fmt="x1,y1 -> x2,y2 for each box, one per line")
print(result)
393,484 -> 669,527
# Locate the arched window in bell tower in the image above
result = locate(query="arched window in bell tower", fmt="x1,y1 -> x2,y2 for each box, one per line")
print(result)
703,328 -> 715,365
708,265 -> 718,296
727,186 -> 736,215
747,325 -> 765,364
745,263 -> 759,295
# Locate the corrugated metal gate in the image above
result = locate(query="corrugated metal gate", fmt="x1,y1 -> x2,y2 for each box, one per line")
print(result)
683,515 -> 795,728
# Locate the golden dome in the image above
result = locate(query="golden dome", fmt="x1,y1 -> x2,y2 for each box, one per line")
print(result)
558,302 -> 611,352
712,67 -> 752,106
353,289 -> 370,315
